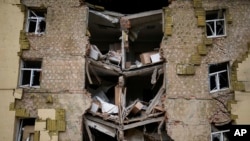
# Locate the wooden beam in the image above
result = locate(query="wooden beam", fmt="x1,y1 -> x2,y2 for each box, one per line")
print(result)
83,117 -> 93,141
85,119 -> 116,137
146,86 -> 165,115
85,115 -> 120,129
123,117 -> 164,130
123,63 -> 163,77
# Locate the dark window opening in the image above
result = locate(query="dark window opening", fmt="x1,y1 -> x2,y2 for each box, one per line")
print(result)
26,9 -> 47,34
211,122 -> 232,141
209,62 -> 229,92
206,10 -> 225,38
16,118 -> 36,141
20,60 -> 42,87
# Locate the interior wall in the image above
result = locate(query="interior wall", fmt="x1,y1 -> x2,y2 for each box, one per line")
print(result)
0,1 -> 23,141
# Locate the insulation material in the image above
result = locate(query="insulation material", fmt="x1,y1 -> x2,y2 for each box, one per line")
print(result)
15,109 -> 29,117
197,44 -> 207,55
56,109 -> 65,120
190,54 -> 201,65
193,0 -> 202,8
14,88 -> 23,99
40,131 -> 51,141
197,15 -> 205,27
38,109 -> 56,120
34,131 -> 40,141
195,8 -> 205,17
164,26 -> 172,36
35,121 -> 46,131
176,64 -> 195,75
225,9 -> 233,24
47,119 -> 57,131
9,102 -> 15,111
19,30 -> 30,50
186,65 -> 195,75
57,120 -> 66,131
204,37 -> 212,45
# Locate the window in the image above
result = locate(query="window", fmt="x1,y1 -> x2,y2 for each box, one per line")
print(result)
211,130 -> 230,141
209,62 -> 229,93
206,10 -> 226,38
19,60 -> 42,88
26,9 -> 46,35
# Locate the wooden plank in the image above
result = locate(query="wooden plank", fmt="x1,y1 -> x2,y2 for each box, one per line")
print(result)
85,115 -> 120,129
146,86 -> 165,115
123,117 -> 164,130
123,63 -> 163,77
83,117 -> 94,141
86,119 -> 116,137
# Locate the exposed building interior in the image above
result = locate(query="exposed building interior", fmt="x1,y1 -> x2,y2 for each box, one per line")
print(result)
1,0 -> 250,141
84,1 -> 171,140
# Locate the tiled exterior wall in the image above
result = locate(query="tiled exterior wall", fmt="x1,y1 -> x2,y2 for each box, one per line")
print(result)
14,0 -> 250,141
163,0 -> 250,141
17,0 -> 91,140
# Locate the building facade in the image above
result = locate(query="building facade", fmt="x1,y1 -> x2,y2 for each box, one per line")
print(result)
0,0 -> 250,141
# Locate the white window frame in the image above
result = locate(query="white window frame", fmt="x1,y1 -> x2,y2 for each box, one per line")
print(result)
19,61 -> 42,88
211,130 -> 230,141
26,9 -> 46,35
206,11 -> 226,38
209,62 -> 230,93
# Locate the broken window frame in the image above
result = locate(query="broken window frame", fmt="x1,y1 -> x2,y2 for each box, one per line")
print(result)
26,9 -> 46,35
211,129 -> 230,141
19,60 -> 42,88
208,62 -> 230,93
206,10 -> 226,38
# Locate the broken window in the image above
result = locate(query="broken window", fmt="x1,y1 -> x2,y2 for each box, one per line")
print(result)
26,9 -> 46,35
206,10 -> 226,38
211,130 -> 230,141
209,62 -> 229,93
16,118 -> 36,141
19,60 -> 42,88
211,124 -> 230,141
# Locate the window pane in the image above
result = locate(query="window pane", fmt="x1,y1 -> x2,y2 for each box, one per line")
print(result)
32,71 -> 41,86
206,21 -> 215,36
23,61 -> 42,68
209,62 -> 228,73
210,75 -> 217,91
216,20 -> 224,36
28,21 -> 37,32
206,11 -> 218,20
21,70 -> 31,86
219,71 -> 229,89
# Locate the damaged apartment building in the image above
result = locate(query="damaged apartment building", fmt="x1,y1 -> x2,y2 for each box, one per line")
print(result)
1,0 -> 250,141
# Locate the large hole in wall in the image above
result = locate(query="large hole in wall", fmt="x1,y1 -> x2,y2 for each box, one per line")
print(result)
84,1 -> 169,140
87,5 -> 164,67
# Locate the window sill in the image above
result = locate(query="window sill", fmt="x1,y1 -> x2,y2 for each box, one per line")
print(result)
206,35 -> 226,38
